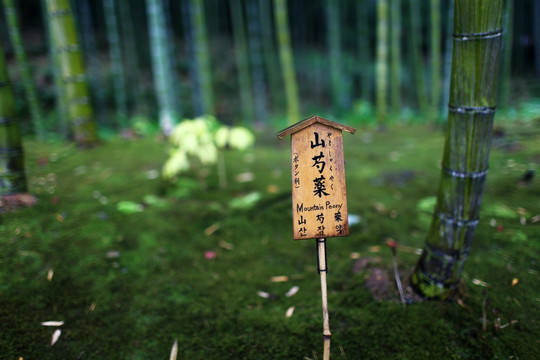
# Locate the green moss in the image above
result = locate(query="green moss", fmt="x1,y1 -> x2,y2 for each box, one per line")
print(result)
1,125 -> 539,358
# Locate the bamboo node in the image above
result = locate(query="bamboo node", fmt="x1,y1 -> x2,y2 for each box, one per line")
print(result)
453,29 -> 503,40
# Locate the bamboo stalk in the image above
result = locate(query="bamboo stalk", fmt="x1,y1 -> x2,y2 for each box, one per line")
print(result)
258,0 -> 282,112
430,0 -> 442,122
3,0 -> 45,140
190,0 -> 214,116
409,0 -> 428,116
274,0 -> 300,125
326,0 -> 346,114
357,2 -> 372,103
103,0 -> 128,128
376,0 -> 389,125
147,0 -> 178,135
411,0 -> 504,300
500,0 -> 513,107
230,0 -> 255,125
0,40 -> 27,195
45,0 -> 99,147
78,0 -> 107,128
246,0 -> 267,125
390,0 -> 401,115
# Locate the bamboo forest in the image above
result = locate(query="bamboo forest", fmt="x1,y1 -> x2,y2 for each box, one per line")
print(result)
1,0 -> 539,358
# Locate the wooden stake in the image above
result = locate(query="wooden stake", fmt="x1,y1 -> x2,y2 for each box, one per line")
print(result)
317,238 -> 331,360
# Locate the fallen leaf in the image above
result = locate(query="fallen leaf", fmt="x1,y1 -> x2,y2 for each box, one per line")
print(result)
472,278 -> 491,287
47,269 -> 54,281
374,202 -> 387,214
257,291 -> 270,299
511,278 -> 519,286
41,321 -> 64,327
219,240 -> 233,250
89,303 -> 96,311
55,214 -> 64,222
266,184 -> 279,193
51,329 -> 61,346
531,215 -> 540,223
285,286 -> 299,297
285,306 -> 295,318
270,276 -> 289,282
170,339 -> 178,360
204,223 -> 220,236
236,172 -> 255,183
106,250 -> 120,259
368,246 -> 381,253
350,252 -> 361,259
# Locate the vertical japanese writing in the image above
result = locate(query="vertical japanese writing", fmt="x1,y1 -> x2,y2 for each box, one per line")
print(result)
293,152 -> 300,189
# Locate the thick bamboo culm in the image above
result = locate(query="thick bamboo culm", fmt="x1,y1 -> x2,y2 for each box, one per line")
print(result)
3,0 -> 45,140
412,0 -> 504,299
46,0 -> 99,147
0,41 -> 27,195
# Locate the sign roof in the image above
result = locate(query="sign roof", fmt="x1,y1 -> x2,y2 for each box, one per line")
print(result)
276,115 -> 356,140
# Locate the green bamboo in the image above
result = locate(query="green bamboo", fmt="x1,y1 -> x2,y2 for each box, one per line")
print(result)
103,0 -> 128,128
534,0 -> 540,77
147,0 -> 178,135
430,0 -> 442,122
376,0 -> 389,125
500,0 -> 513,107
411,0 -> 504,300
409,0 -> 428,116
0,40 -> 27,195
441,0 -> 454,119
357,1 -> 372,103
274,0 -> 300,125
390,0 -> 401,114
46,0 -> 99,147
78,0 -> 107,128
190,0 -> 214,116
230,0 -> 255,125
259,0 -> 282,111
3,0 -> 45,140
246,0 -> 267,125
117,0 -> 144,114
326,0 -> 347,114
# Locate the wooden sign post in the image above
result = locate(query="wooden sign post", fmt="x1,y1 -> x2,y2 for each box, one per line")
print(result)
278,115 -> 355,360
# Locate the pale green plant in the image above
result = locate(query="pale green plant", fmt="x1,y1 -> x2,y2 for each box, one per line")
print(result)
163,115 -> 254,190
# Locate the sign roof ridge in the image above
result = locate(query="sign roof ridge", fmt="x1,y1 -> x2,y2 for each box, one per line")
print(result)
276,115 -> 356,140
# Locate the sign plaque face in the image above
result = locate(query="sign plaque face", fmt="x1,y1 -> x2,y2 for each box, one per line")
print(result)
288,122 -> 351,240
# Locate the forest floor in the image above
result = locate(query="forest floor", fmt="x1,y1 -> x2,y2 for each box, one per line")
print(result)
1,122 -> 539,359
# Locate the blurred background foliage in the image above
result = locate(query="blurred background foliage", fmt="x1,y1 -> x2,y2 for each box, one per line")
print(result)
0,0 -> 538,139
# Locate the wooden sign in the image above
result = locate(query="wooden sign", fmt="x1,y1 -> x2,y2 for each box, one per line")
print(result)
277,116 -> 356,240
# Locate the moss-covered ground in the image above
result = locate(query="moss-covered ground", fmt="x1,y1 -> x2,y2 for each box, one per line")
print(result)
1,122 -> 539,359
